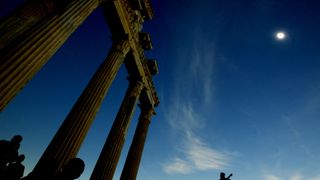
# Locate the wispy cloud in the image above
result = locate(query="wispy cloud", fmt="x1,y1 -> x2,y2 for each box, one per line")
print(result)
185,133 -> 229,171
264,174 -> 283,180
311,176 -> 320,180
290,174 -> 303,180
162,30 -> 231,175
283,115 -> 312,156
189,36 -> 215,105
163,158 -> 192,174
263,173 -> 320,180
163,118 -> 230,175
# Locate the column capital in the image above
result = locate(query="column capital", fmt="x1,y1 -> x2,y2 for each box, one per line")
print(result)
113,39 -> 131,55
32,20 -> 130,174
90,74 -> 144,180
127,78 -> 144,98
138,104 -> 155,120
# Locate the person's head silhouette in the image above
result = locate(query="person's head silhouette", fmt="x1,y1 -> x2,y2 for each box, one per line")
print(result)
10,135 -> 22,149
60,158 -> 85,179
10,135 -> 22,144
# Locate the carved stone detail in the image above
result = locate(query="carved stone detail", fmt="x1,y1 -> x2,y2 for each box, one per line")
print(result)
120,105 -> 155,180
90,79 -> 144,180
0,0 -> 102,111
32,40 -> 130,176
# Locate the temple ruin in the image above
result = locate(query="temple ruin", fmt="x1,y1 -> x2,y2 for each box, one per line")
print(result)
0,0 -> 159,179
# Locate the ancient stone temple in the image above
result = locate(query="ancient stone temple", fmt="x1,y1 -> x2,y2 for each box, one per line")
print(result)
0,0 -> 159,179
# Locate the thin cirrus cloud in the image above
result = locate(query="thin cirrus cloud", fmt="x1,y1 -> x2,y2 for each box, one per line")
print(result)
163,158 -> 192,174
264,174 -> 283,180
185,134 -> 229,171
163,128 -> 230,175
163,101 -> 230,175
162,32 -> 231,175
263,173 -> 320,180
311,176 -> 320,180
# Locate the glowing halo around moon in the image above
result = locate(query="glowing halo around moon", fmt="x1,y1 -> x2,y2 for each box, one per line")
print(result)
275,31 -> 286,40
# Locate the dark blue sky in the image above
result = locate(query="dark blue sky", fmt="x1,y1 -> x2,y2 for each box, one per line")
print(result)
1,0 -> 320,179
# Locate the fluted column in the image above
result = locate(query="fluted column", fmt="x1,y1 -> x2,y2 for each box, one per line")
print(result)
32,40 -> 131,176
0,0 -> 102,111
0,0 -> 62,49
120,105 -> 154,180
90,78 -> 144,180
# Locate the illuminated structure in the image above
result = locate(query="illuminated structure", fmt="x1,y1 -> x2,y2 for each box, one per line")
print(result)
0,0 -> 159,179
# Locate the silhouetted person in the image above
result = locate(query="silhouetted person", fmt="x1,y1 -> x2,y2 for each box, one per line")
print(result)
0,138 -> 11,169
21,159 -> 59,180
57,158 -> 85,180
0,135 -> 23,169
3,154 -> 25,180
220,172 -> 232,180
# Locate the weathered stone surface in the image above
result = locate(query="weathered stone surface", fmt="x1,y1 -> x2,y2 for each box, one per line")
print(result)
90,79 -> 144,180
1,0 -> 159,178
0,0 -> 101,111
0,0 -> 57,49
32,40 -> 130,176
120,105 -> 154,180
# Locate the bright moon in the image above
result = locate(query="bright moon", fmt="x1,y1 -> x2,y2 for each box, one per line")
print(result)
276,32 -> 286,40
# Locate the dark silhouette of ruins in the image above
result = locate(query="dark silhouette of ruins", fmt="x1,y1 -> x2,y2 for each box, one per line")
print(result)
0,0 -> 159,179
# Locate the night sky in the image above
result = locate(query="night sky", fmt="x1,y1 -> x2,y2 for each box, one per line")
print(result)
1,0 -> 320,180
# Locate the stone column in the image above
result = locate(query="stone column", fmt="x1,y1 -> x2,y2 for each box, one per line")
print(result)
32,40 -> 131,176
90,78 -> 144,180
0,0 -> 102,111
0,0 -> 62,49
120,105 -> 154,180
